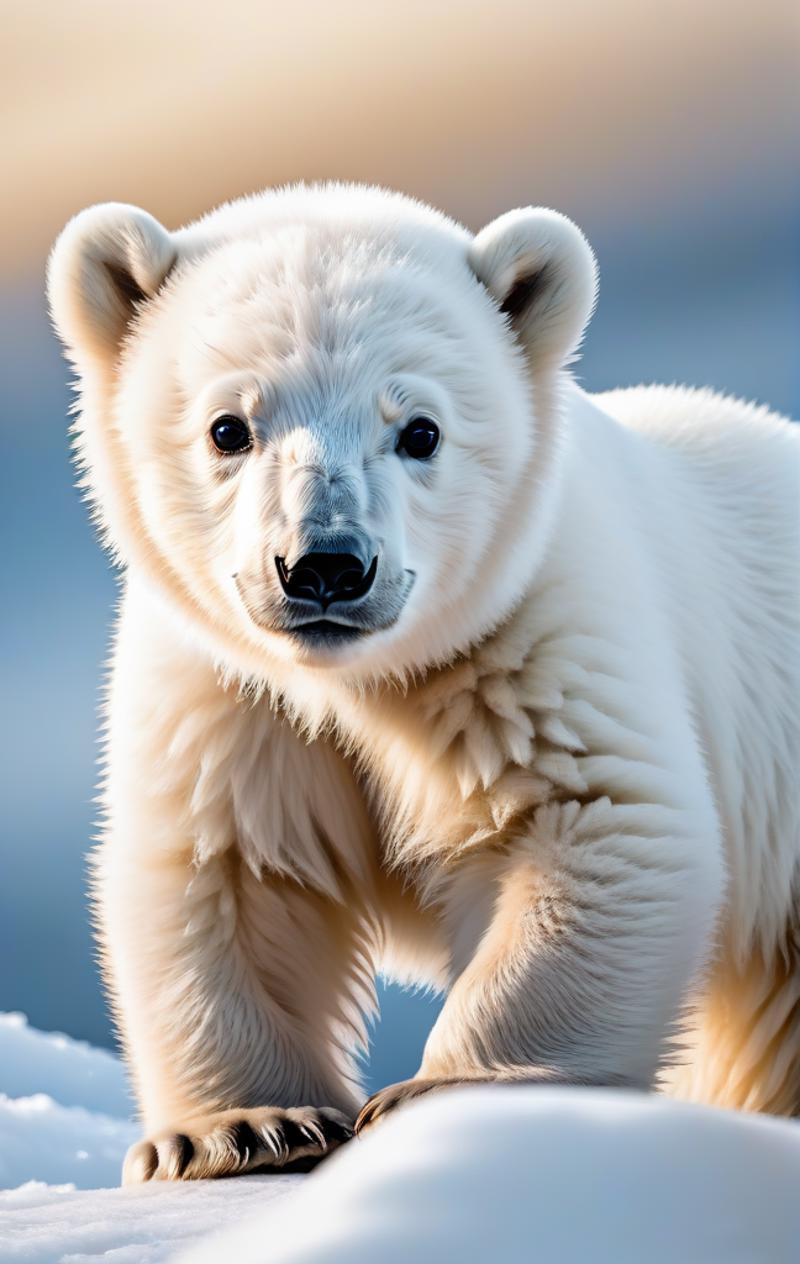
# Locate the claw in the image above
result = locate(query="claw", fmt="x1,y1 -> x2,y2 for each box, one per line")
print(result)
122,1138 -> 162,1185
355,1078 -> 453,1134
298,1119 -> 326,1148
163,1133 -> 194,1179
323,1117 -> 353,1143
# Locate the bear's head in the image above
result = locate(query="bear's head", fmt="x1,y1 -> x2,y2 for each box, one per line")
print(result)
48,185 -> 597,685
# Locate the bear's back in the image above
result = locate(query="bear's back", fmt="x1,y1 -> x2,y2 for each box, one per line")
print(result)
594,384 -> 799,950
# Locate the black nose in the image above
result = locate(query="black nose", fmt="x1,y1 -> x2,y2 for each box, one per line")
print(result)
276,551 -> 378,607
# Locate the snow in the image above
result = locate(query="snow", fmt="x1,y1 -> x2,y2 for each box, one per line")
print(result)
0,1175 -> 298,1263
0,1093 -> 138,1190
0,1013 -> 136,1190
0,1014 -> 132,1118
2,1013 -> 800,1263
181,1087 -> 800,1264
0,1012 -> 301,1262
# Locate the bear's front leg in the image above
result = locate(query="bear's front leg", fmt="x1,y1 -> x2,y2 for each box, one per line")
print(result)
101,589 -> 380,1181
106,806 -> 375,1182
357,794 -> 724,1131
106,768 -> 375,1182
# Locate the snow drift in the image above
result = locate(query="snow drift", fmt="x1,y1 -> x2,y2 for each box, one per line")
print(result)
181,1085 -> 800,1264
2,1013 -> 799,1263
0,1013 -> 132,1118
0,1174 -> 296,1263
0,1012 -> 136,1190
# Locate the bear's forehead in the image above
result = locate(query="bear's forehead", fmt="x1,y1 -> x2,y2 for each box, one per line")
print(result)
175,223 -> 483,385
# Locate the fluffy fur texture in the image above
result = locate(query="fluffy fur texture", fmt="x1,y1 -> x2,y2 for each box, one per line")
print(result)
47,183 -> 800,1182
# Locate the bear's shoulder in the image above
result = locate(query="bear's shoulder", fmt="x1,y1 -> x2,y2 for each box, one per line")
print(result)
592,383 -> 797,456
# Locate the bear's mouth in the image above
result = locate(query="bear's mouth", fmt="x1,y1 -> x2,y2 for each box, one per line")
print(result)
288,619 -> 367,644
233,568 -> 416,648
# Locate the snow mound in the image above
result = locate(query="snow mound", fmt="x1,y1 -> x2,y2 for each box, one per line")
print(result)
0,1013 -> 133,1117
0,1174 -> 298,1263
0,1013 -> 301,1262
3,1014 -> 800,1263
0,1092 -> 138,1189
181,1085 -> 800,1264
0,1013 -> 136,1191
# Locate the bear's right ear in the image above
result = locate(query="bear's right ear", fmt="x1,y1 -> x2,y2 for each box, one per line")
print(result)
468,208 -> 598,372
47,203 -> 178,366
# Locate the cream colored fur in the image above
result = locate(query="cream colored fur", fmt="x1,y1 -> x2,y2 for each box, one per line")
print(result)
47,184 -> 800,1181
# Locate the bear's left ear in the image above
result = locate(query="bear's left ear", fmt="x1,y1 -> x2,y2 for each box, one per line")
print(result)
468,208 -> 598,371
47,202 -> 178,368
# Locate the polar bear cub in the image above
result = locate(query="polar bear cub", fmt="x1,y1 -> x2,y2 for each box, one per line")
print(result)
48,184 -> 800,1182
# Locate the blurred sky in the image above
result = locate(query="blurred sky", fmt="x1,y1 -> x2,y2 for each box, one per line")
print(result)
1,0 -> 798,1092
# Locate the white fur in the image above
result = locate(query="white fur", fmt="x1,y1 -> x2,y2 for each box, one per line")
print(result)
47,184 -> 800,1180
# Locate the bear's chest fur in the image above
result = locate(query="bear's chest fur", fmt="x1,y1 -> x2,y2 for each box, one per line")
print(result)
335,614 -> 592,874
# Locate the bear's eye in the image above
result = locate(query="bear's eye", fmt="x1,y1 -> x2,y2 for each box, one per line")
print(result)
210,415 -> 252,454
397,417 -> 440,460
